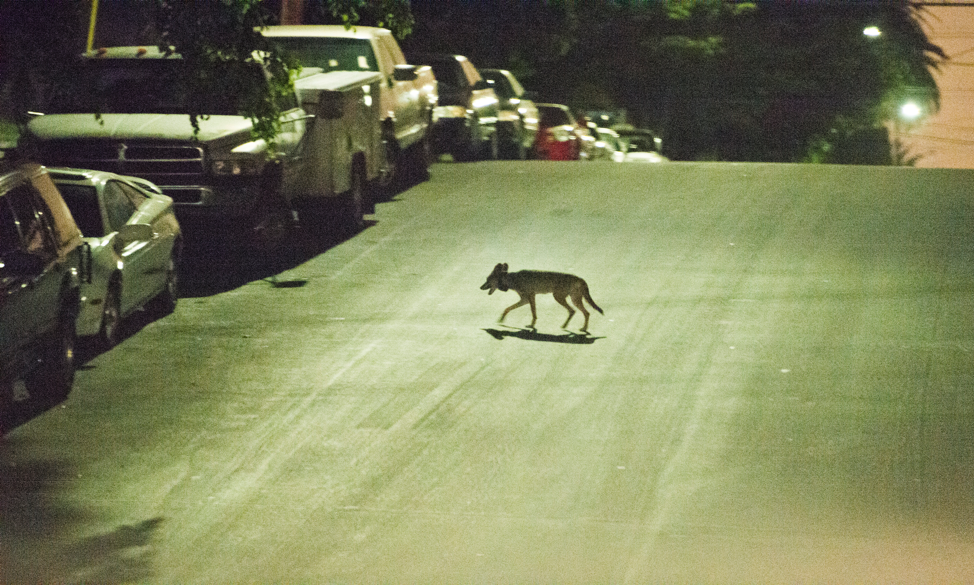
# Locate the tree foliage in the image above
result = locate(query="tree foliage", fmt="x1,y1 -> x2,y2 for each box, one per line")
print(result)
0,0 -> 411,150
1,0 -> 946,164
404,0 -> 946,164
0,0 -> 89,125
154,0 -> 299,146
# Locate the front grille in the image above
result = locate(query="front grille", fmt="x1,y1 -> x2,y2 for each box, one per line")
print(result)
38,141 -> 206,187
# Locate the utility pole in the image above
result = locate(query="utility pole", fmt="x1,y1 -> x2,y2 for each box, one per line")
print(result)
86,0 -> 99,52
280,0 -> 305,25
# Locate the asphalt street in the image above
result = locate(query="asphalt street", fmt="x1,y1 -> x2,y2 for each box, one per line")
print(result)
2,160 -> 974,583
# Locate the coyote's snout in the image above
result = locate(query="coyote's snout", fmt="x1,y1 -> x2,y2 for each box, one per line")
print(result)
480,263 -> 604,331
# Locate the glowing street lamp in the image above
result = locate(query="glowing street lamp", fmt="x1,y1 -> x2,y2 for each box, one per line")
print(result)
863,25 -> 882,38
900,101 -> 922,121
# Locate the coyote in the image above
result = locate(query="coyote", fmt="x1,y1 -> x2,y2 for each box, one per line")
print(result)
480,263 -> 604,331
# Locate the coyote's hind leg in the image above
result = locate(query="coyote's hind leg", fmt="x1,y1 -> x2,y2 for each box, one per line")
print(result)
569,291 -> 591,331
554,292 -> 576,329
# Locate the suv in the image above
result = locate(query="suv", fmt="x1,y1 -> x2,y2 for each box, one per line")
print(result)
1,160 -> 87,433
411,53 -> 499,161
480,68 -> 539,160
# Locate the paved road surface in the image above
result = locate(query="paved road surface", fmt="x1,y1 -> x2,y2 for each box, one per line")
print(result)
3,161 -> 973,583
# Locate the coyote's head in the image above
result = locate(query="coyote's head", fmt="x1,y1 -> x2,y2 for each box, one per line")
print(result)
480,263 -> 509,295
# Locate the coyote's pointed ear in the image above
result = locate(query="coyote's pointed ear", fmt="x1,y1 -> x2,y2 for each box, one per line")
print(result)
482,263 -> 506,295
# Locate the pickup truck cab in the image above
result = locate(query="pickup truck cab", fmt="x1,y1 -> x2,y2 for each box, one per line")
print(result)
26,46 -> 306,251
26,45 -> 386,250
262,25 -> 438,188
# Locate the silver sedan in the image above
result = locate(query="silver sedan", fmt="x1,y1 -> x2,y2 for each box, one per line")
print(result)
50,168 -> 182,348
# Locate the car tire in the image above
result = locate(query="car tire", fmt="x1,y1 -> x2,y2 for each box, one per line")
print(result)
97,281 -> 123,349
482,126 -> 499,160
406,131 -> 432,183
345,161 -> 366,230
151,253 -> 179,316
377,127 -> 400,196
453,117 -> 481,162
499,123 -> 526,160
246,164 -> 295,253
26,313 -> 76,401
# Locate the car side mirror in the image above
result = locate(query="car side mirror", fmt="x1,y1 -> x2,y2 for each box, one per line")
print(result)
118,223 -> 154,243
393,65 -> 418,82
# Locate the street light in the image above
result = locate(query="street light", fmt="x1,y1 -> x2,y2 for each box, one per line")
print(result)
863,25 -> 882,38
900,101 -> 922,121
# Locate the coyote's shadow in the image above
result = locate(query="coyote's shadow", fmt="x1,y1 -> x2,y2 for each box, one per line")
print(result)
483,327 -> 604,344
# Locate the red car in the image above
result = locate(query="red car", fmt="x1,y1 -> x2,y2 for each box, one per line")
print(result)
533,103 -> 582,160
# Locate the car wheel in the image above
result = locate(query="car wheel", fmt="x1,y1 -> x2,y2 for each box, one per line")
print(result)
377,127 -> 400,194
499,123 -> 526,160
97,281 -> 122,349
406,131 -> 432,182
453,117 -> 481,162
345,162 -> 366,230
26,313 -> 76,401
483,126 -> 499,160
247,164 -> 295,253
151,253 -> 179,316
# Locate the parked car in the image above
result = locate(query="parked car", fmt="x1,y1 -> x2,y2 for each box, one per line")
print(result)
1,160 -> 87,431
479,68 -> 539,160
574,116 -> 599,160
533,103 -> 582,161
593,127 -> 624,161
615,128 -> 667,163
261,25 -> 438,190
49,168 -> 182,348
411,53 -> 500,161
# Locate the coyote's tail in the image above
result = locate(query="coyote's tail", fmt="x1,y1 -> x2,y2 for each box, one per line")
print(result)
583,283 -> 604,315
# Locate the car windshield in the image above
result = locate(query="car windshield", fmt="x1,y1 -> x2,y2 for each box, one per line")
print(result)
484,71 -> 523,99
484,74 -> 514,99
272,37 -> 378,72
540,107 -> 571,127
45,59 -> 256,115
56,184 -> 105,237
621,135 -> 657,152
425,59 -> 464,89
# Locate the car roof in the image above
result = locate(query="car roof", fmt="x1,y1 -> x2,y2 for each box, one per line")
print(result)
411,53 -> 469,64
1,162 -> 83,249
261,25 -> 392,39
83,46 -> 178,59
49,167 -> 165,196
0,160 -> 41,193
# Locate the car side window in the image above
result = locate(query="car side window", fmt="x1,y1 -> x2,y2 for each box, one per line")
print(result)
487,76 -> 513,99
4,183 -> 57,261
103,181 -> 137,232
460,59 -> 481,86
57,184 -> 105,237
117,181 -> 148,209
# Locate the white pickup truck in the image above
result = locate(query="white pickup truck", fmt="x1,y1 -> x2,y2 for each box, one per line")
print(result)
261,25 -> 438,189
25,46 -> 386,249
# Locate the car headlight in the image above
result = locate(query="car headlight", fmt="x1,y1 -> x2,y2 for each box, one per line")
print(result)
433,105 -> 467,122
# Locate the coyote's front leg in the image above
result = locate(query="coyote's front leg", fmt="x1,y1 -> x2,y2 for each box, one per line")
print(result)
500,293 -> 536,328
